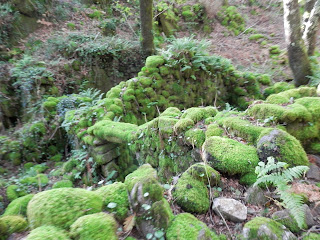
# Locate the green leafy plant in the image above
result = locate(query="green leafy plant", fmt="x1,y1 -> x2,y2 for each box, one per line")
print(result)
254,157 -> 309,229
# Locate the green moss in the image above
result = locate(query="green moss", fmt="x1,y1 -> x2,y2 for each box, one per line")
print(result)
310,142 -> 320,153
52,180 -> 73,189
27,188 -> 103,229
272,211 -> 304,233
185,128 -> 206,148
145,56 -> 165,68
50,154 -> 62,162
95,182 -> 129,221
160,107 -> 181,117
243,217 -> 288,239
302,233 -> 320,240
174,118 -> 194,133
181,107 -> 217,123
3,194 -> 34,217
20,174 -> 49,186
150,198 -> 174,229
263,82 -> 295,97
0,218 -> 7,240
239,172 -> 257,186
0,215 -> 28,234
26,225 -> 70,240
32,164 -> 48,173
166,213 -> 219,240
185,163 -> 220,186
159,66 -> 169,76
257,129 -> 309,166
269,45 -> 281,55
206,124 -> 224,138
6,185 -> 26,202
24,162 -> 35,170
249,34 -> 265,41
62,158 -> 78,173
88,120 -> 138,143
124,164 -> 157,192
69,213 -> 117,240
173,173 -> 209,213
295,97 -> 320,120
203,136 -> 260,176
158,117 -> 178,135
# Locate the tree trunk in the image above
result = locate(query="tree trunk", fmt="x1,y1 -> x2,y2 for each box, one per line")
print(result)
283,0 -> 312,86
140,0 -> 155,58
303,0 -> 320,55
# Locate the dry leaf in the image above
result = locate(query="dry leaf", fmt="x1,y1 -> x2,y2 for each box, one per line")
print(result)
123,214 -> 135,232
291,182 -> 320,202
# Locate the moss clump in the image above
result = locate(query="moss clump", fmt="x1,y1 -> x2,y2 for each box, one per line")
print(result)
185,163 -> 220,186
160,107 -> 181,117
52,180 -> 73,189
302,233 -> 320,240
0,215 -> 28,234
205,124 -> 224,138
243,217 -> 289,239
263,82 -> 295,97
145,55 -> 165,68
239,172 -> 257,186
150,198 -> 174,230
173,173 -> 210,213
6,185 -> 26,202
20,174 -> 49,186
3,194 -> 34,217
69,213 -> 118,240
272,211 -> 305,233
24,162 -> 35,170
257,129 -> 309,167
203,136 -> 260,176
0,218 -> 7,240
88,120 -> 138,143
124,164 -> 157,192
166,213 -> 219,240
174,118 -> 195,133
185,128 -> 206,148
310,142 -> 320,153
181,107 -> 217,123
26,226 -> 70,240
217,6 -> 245,36
27,188 -> 103,229
158,117 -> 179,135
249,34 -> 265,41
95,182 -> 129,221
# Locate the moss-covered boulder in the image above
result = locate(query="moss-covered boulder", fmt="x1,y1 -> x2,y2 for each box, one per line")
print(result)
203,136 -> 260,177
0,215 -> 28,234
26,226 -> 70,240
2,194 -> 34,217
69,213 -> 118,240
6,185 -> 27,202
242,217 -> 296,240
173,172 -> 210,214
0,218 -> 8,240
27,188 -> 103,229
95,182 -> 129,221
257,129 -> 309,166
52,180 -> 73,189
185,163 -> 220,186
166,213 -> 219,240
302,233 -> 320,240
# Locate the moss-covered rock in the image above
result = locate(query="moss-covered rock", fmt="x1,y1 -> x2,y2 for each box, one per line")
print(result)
257,129 -> 309,167
2,194 -> 34,217
302,233 -> 320,240
166,213 -> 219,240
69,213 -> 118,240
0,218 -> 8,240
6,185 -> 27,202
203,136 -> 260,176
52,180 -> 73,189
185,163 -> 220,186
26,225 -> 70,240
27,188 -> 103,229
124,164 -> 157,192
242,217 -> 296,240
173,173 -> 210,214
0,215 -> 28,234
20,174 -> 49,186
95,182 -> 129,221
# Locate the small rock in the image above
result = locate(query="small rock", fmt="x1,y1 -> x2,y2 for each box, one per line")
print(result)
306,164 -> 320,181
245,186 -> 268,205
212,197 -> 247,222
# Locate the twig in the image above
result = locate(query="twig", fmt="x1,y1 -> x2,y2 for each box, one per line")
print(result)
215,207 -> 233,238
154,2 -> 175,19
121,12 -> 139,37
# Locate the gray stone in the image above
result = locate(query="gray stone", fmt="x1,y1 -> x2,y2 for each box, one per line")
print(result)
245,186 -> 268,205
306,163 -> 320,181
101,161 -> 119,179
212,197 -> 247,222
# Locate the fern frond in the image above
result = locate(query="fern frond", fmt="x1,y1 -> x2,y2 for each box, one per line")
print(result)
282,166 -> 309,182
279,191 -> 306,229
253,172 -> 285,187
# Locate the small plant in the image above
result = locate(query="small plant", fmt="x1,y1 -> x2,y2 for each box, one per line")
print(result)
254,157 -> 309,229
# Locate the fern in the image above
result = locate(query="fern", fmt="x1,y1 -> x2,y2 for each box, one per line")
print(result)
254,157 -> 309,229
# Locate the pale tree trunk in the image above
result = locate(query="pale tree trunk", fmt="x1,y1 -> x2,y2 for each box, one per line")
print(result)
140,0 -> 155,58
283,0 -> 312,86
302,0 -> 320,55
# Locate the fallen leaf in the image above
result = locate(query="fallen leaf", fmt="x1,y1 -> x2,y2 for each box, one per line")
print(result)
123,214 -> 135,232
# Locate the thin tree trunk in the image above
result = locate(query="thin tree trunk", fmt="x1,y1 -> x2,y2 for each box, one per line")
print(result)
303,0 -> 320,55
140,0 -> 155,58
283,0 -> 312,86
302,0 -> 317,32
